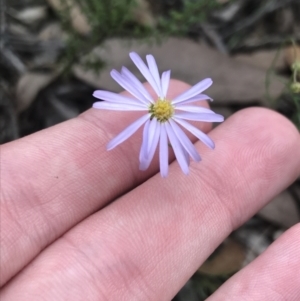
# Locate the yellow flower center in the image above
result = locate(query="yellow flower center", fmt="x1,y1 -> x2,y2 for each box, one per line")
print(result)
149,99 -> 174,122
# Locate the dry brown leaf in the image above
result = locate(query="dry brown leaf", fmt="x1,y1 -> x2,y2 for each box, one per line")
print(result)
46,0 -> 91,35
198,238 -> 246,275
74,38 -> 285,105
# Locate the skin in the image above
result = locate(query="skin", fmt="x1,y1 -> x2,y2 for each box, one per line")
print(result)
0,80 -> 300,301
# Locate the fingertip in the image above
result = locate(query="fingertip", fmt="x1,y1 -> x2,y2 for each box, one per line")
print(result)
233,107 -> 300,163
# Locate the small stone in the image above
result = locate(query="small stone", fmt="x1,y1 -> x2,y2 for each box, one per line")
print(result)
258,191 -> 300,228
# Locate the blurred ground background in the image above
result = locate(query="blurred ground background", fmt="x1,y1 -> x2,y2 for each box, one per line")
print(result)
0,0 -> 300,300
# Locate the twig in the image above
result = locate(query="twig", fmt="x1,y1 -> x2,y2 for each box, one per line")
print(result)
0,0 -> 6,49
0,47 -> 26,75
230,34 -> 300,52
201,23 -> 228,55
222,0 -> 297,39
265,41 -> 283,105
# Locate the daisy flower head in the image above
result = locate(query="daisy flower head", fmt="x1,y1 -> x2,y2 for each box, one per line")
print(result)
93,52 -> 224,177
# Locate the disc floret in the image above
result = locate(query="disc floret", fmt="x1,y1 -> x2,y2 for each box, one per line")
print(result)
149,98 -> 174,122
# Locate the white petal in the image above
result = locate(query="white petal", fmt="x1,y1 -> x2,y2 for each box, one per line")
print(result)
93,102 -> 147,111
146,54 -> 163,98
107,114 -> 150,150
159,123 -> 169,177
165,122 -> 189,175
169,119 -> 201,162
161,70 -> 171,98
129,52 -> 162,98
173,117 -> 215,149
172,78 -> 213,104
111,70 -> 149,104
121,67 -> 154,103
93,90 -> 142,106
175,105 -> 214,113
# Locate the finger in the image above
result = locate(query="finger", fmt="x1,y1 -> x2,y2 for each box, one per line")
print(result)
1,108 -> 299,301
207,224 -> 300,301
0,80 -> 212,286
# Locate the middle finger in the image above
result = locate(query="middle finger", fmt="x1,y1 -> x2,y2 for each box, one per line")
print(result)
2,108 -> 299,301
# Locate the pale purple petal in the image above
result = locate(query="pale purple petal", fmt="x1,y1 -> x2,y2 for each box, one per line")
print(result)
173,94 -> 213,105
165,122 -> 189,175
146,54 -> 163,98
93,102 -> 147,111
107,114 -> 150,150
159,123 -> 168,178
173,117 -> 215,149
161,70 -> 171,98
147,118 -> 158,154
121,67 -> 154,103
169,119 -> 201,162
172,78 -> 213,104
175,112 -> 224,122
175,105 -> 214,114
129,52 -> 162,98
139,123 -> 161,171
139,119 -> 150,162
111,69 -> 149,104
182,146 -> 190,167
93,90 -> 142,106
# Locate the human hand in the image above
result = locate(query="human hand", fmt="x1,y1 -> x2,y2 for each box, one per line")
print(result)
1,80 -> 300,301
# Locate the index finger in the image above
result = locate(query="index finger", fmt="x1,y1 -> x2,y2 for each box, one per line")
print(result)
0,80 -> 212,286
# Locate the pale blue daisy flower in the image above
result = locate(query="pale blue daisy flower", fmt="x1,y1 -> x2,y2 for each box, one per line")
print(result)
93,52 -> 224,177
